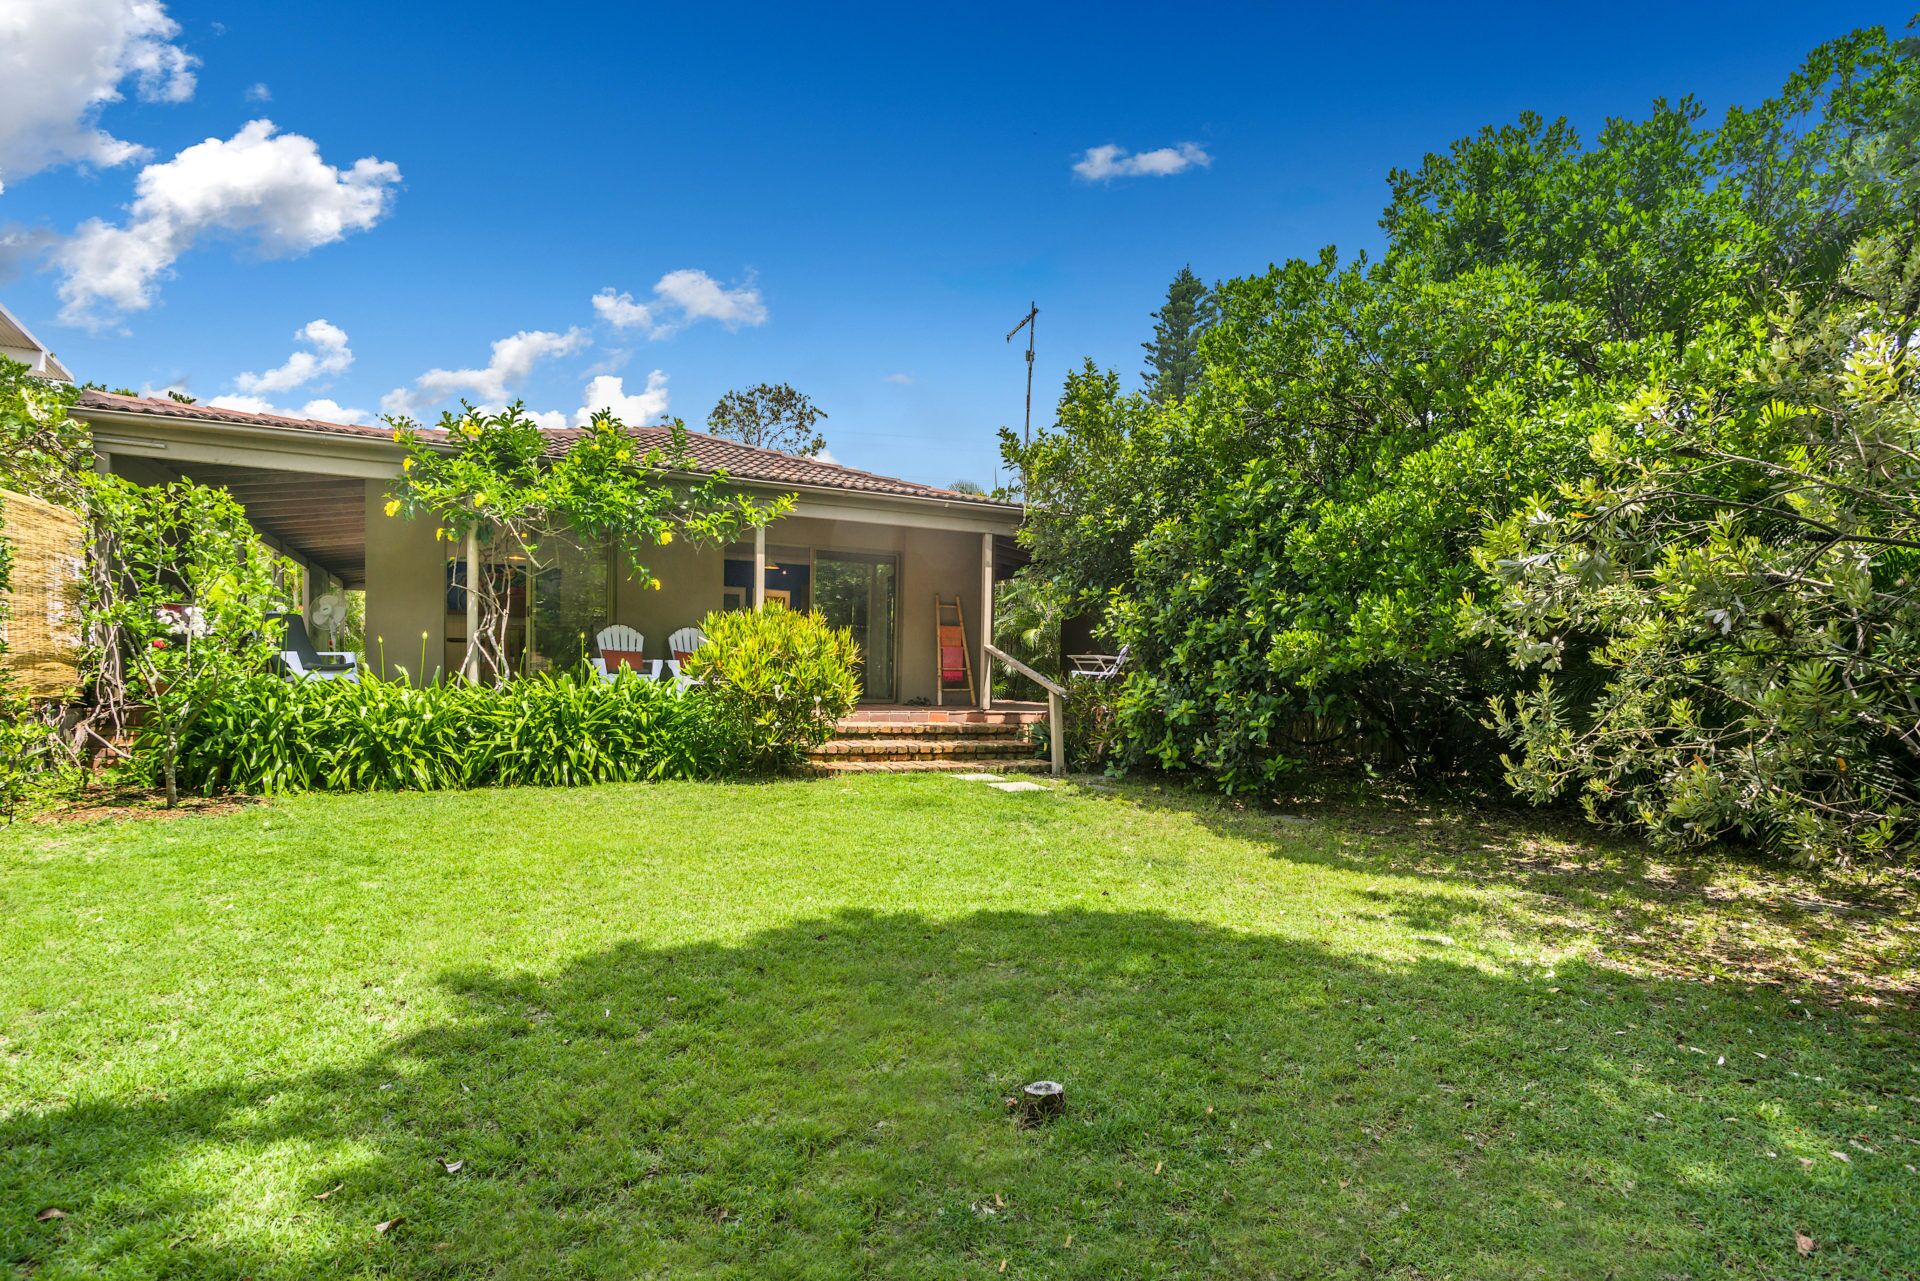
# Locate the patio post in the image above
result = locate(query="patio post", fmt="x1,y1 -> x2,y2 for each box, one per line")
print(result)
463,526 -> 480,683
753,523 -> 767,610
980,531 -> 993,711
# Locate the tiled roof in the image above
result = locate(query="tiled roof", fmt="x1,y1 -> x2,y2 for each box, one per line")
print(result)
73,391 -> 1015,508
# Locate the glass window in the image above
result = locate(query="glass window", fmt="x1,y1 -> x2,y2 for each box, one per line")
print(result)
813,551 -> 898,701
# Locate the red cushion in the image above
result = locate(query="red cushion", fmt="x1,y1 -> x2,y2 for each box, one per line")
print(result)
602,649 -> 646,671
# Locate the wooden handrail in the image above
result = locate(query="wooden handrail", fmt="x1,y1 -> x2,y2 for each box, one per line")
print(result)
983,643 -> 1067,776
983,643 -> 1067,698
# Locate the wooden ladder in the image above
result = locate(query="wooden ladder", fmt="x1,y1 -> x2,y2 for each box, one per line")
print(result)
933,594 -> 975,706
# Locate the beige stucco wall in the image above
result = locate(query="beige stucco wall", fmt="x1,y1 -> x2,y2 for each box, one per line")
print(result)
604,513 -> 988,704
362,481 -> 447,683
609,534 -> 725,648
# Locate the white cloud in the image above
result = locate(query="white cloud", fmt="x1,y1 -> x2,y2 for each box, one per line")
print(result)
592,270 -> 767,339
814,448 -> 840,465
54,119 -> 401,327
883,372 -> 913,385
297,397 -> 371,424
575,370 -> 669,426
244,82 -> 271,102
206,392 -> 373,424
0,0 -> 198,192
382,326 -> 587,418
653,269 -> 766,330
232,317 -> 351,394
591,288 -> 652,330
1072,142 -> 1211,182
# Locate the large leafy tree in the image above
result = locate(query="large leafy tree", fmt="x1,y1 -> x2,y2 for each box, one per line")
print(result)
1002,23 -> 1920,851
3,362 -> 298,807
96,481 -> 294,807
388,404 -> 791,683
1474,229 -> 1920,866
706,382 -> 828,456
1141,265 -> 1216,404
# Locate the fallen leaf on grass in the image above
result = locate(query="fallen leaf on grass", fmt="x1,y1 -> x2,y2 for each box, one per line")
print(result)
1796,1231 -> 1816,1257
1798,1157 -> 1815,1169
313,1183 -> 343,1202
35,1208 -> 66,1222
1064,1233 -> 1074,1248
374,1217 -> 404,1235
999,1261 -> 1007,1273
1153,1161 -> 1163,1175
441,1160 -> 463,1174
1829,1151 -> 1851,1163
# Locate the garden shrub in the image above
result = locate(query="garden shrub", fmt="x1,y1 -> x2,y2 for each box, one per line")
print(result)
173,668 -> 725,794
1063,675 -> 1124,772
174,608 -> 861,794
684,606 -> 860,772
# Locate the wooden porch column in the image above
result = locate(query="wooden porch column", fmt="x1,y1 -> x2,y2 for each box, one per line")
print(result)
753,523 -> 767,610
462,525 -> 480,682
980,531 -> 994,711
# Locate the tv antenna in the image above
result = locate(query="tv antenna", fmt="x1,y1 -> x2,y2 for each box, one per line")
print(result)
1006,301 -> 1038,444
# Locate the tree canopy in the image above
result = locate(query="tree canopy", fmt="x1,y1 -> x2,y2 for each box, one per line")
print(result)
706,383 -> 829,457
1003,24 -> 1920,864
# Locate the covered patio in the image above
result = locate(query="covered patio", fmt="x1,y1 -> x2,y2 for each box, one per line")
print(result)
75,392 -> 1026,707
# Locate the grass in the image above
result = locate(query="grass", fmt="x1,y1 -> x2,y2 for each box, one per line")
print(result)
2,775 -> 1916,1279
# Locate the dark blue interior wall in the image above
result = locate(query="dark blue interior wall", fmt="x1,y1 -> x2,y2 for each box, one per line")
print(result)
723,558 -> 810,608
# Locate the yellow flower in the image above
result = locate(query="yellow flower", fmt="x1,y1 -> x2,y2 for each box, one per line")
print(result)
383,499 -> 400,518
391,428 -> 402,443
660,529 -> 673,545
648,579 -> 662,591
473,494 -> 487,508
402,457 -> 414,472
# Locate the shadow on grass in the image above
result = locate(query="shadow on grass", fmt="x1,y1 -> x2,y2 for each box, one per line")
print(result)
1094,778 -> 1920,1011
7,908 -> 1918,1279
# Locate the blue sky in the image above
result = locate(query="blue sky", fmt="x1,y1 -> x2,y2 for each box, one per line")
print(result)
0,2 -> 1906,488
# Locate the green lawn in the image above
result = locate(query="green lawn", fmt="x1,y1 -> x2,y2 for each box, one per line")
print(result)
2,776 -> 1915,1279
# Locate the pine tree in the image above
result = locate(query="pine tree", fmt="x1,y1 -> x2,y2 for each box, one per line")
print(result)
1141,266 -> 1215,404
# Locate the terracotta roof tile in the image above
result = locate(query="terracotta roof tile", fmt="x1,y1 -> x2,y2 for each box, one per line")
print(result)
73,391 -> 1015,509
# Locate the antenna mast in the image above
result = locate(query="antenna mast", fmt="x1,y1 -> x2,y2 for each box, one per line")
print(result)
1006,302 -> 1038,444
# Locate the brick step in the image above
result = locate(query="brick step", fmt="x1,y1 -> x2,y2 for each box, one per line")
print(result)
809,736 -> 1040,760
830,719 -> 1029,739
838,709 -> 1047,728
803,758 -> 1051,776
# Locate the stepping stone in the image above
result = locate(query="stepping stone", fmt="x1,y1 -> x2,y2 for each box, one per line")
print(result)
953,773 -> 1004,782
989,780 -> 1047,792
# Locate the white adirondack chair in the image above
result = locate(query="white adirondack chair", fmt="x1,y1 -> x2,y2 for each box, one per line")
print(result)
591,625 -> 657,680
665,625 -> 706,688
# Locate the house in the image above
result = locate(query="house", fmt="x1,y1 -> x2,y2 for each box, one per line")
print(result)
1,301 -> 73,382
70,392 -> 1024,707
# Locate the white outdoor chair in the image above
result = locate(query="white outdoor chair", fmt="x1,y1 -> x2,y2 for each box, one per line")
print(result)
591,625 -> 659,681
1066,644 -> 1130,680
274,613 -> 359,683
665,625 -> 706,689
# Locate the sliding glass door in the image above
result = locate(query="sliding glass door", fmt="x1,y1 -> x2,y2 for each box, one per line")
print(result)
812,551 -> 898,701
